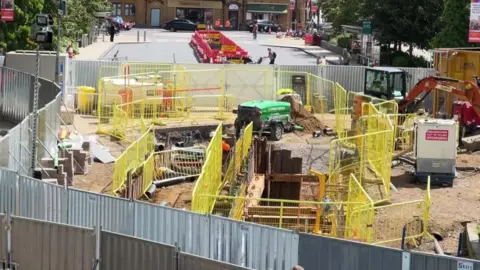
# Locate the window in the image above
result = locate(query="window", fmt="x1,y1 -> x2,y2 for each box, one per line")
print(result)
112,3 -> 122,16
125,4 -> 136,16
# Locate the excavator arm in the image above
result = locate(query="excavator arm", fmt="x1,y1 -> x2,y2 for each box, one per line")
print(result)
398,76 -> 480,117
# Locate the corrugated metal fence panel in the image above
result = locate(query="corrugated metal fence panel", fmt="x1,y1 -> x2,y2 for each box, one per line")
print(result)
0,136 -> 9,170
99,194 -> 134,235
70,59 -> 125,89
17,175 -> 67,223
0,169 -> 16,215
0,214 -> 5,262
7,116 -> 31,173
320,65 -> 366,92
209,215 -> 299,270
67,188 -> 102,228
298,233 -> 403,270
10,215 -> 95,270
179,252 -> 253,270
403,68 -> 435,90
410,251 -> 480,270
134,201 -> 210,257
101,230 -> 176,270
0,66 -> 32,122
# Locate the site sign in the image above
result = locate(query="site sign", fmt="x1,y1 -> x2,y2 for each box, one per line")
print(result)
457,261 -> 473,270
425,129 -> 449,141
1,0 -> 14,22
221,45 -> 236,52
469,0 -> 480,42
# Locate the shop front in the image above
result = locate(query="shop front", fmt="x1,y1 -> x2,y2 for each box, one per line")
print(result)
246,3 -> 289,29
167,0 -> 222,25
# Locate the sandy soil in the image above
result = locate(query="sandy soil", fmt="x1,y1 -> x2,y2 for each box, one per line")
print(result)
390,153 -> 480,254
151,182 -> 194,210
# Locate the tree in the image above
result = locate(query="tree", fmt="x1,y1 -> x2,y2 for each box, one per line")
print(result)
432,0 -> 476,48
0,0 -> 43,51
321,0 -> 363,31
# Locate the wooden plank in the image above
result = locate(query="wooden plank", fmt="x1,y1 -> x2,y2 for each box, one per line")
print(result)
291,157 -> 303,174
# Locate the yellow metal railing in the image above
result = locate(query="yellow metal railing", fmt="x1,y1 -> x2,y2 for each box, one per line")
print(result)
223,122 -> 253,189
191,123 -> 223,213
112,123 -> 154,195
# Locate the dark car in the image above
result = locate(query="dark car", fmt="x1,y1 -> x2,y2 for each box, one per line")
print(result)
163,19 -> 198,32
248,20 -> 280,33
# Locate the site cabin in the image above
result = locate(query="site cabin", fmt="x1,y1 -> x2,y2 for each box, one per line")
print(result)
190,30 -> 251,64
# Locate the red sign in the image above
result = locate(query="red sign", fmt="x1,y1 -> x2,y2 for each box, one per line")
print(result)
425,129 -> 449,141
289,3 -> 295,10
311,6 -> 318,12
1,0 -> 14,22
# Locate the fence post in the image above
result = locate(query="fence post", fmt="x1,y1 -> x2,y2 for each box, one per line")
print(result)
6,212 -> 11,268
137,31 -> 139,42
94,224 -> 101,270
279,201 -> 283,228
144,31 -> 146,42
401,252 -> 411,270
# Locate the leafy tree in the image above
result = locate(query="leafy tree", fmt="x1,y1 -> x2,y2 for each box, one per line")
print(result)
432,0 -> 477,48
321,0 -> 362,31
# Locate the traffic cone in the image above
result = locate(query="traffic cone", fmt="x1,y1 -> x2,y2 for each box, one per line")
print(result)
268,27 -> 272,34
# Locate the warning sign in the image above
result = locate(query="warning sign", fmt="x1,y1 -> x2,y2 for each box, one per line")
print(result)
221,45 -> 237,52
425,129 -> 449,141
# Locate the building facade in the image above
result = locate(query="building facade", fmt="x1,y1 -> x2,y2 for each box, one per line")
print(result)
108,0 -> 314,29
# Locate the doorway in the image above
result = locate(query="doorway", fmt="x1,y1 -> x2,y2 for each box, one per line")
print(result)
228,10 -> 238,28
150,8 -> 161,27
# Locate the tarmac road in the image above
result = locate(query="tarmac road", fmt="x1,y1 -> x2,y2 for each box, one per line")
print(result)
102,29 -> 319,65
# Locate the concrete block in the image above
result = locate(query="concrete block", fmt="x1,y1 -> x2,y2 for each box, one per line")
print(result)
60,106 -> 74,125
466,223 -> 480,260
43,178 -> 58,185
41,168 -> 58,179
462,134 -> 480,153
40,157 -> 54,168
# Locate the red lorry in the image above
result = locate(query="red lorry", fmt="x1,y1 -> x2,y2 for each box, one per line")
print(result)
190,30 -> 251,64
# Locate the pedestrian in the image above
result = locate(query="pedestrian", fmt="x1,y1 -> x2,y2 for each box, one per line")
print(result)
342,48 -> 352,65
109,22 -> 115,42
66,44 -> 75,58
264,48 -> 276,65
252,21 -> 258,39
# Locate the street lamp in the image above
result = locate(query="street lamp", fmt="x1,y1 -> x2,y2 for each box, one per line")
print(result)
55,0 -> 67,86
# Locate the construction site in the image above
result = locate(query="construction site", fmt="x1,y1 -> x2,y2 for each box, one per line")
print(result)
52,49 -> 480,258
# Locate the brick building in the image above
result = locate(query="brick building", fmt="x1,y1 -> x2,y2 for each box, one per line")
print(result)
108,0 -> 316,30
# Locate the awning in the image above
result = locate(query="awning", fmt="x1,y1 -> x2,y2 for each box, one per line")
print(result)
247,4 -> 288,14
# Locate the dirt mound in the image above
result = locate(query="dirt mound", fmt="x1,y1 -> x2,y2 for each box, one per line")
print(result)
281,96 -> 325,133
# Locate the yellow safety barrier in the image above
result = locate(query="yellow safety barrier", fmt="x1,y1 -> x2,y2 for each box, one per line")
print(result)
202,194 -> 366,234
222,122 -> 253,189
112,124 -> 154,195
372,178 -> 431,245
345,174 -> 374,242
191,123 -> 223,213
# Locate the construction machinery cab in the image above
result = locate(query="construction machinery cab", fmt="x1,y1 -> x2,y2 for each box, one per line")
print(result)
364,67 -> 407,102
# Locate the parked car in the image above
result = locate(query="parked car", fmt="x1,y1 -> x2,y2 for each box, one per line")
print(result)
108,16 -> 134,30
247,20 -> 280,33
163,19 -> 198,32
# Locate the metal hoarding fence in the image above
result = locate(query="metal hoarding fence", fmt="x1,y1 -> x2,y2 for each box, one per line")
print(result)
0,170 -> 299,270
298,232 -> 404,270
9,215 -> 96,270
134,201 -> 210,258
0,214 -> 4,262
410,251 -> 480,270
100,231 -> 176,270
178,252 -> 253,270
209,215 -> 299,270
0,66 -> 33,123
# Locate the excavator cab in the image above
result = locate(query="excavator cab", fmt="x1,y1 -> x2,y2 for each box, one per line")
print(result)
364,67 -> 407,102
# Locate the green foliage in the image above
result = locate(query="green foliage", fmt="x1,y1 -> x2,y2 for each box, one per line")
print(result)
321,0 -> 443,55
0,0 -> 110,52
382,51 -> 429,67
432,0 -> 478,48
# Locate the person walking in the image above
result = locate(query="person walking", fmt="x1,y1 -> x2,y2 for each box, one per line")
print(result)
264,48 -> 277,65
342,48 -> 352,65
252,21 -> 258,40
109,22 -> 116,42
